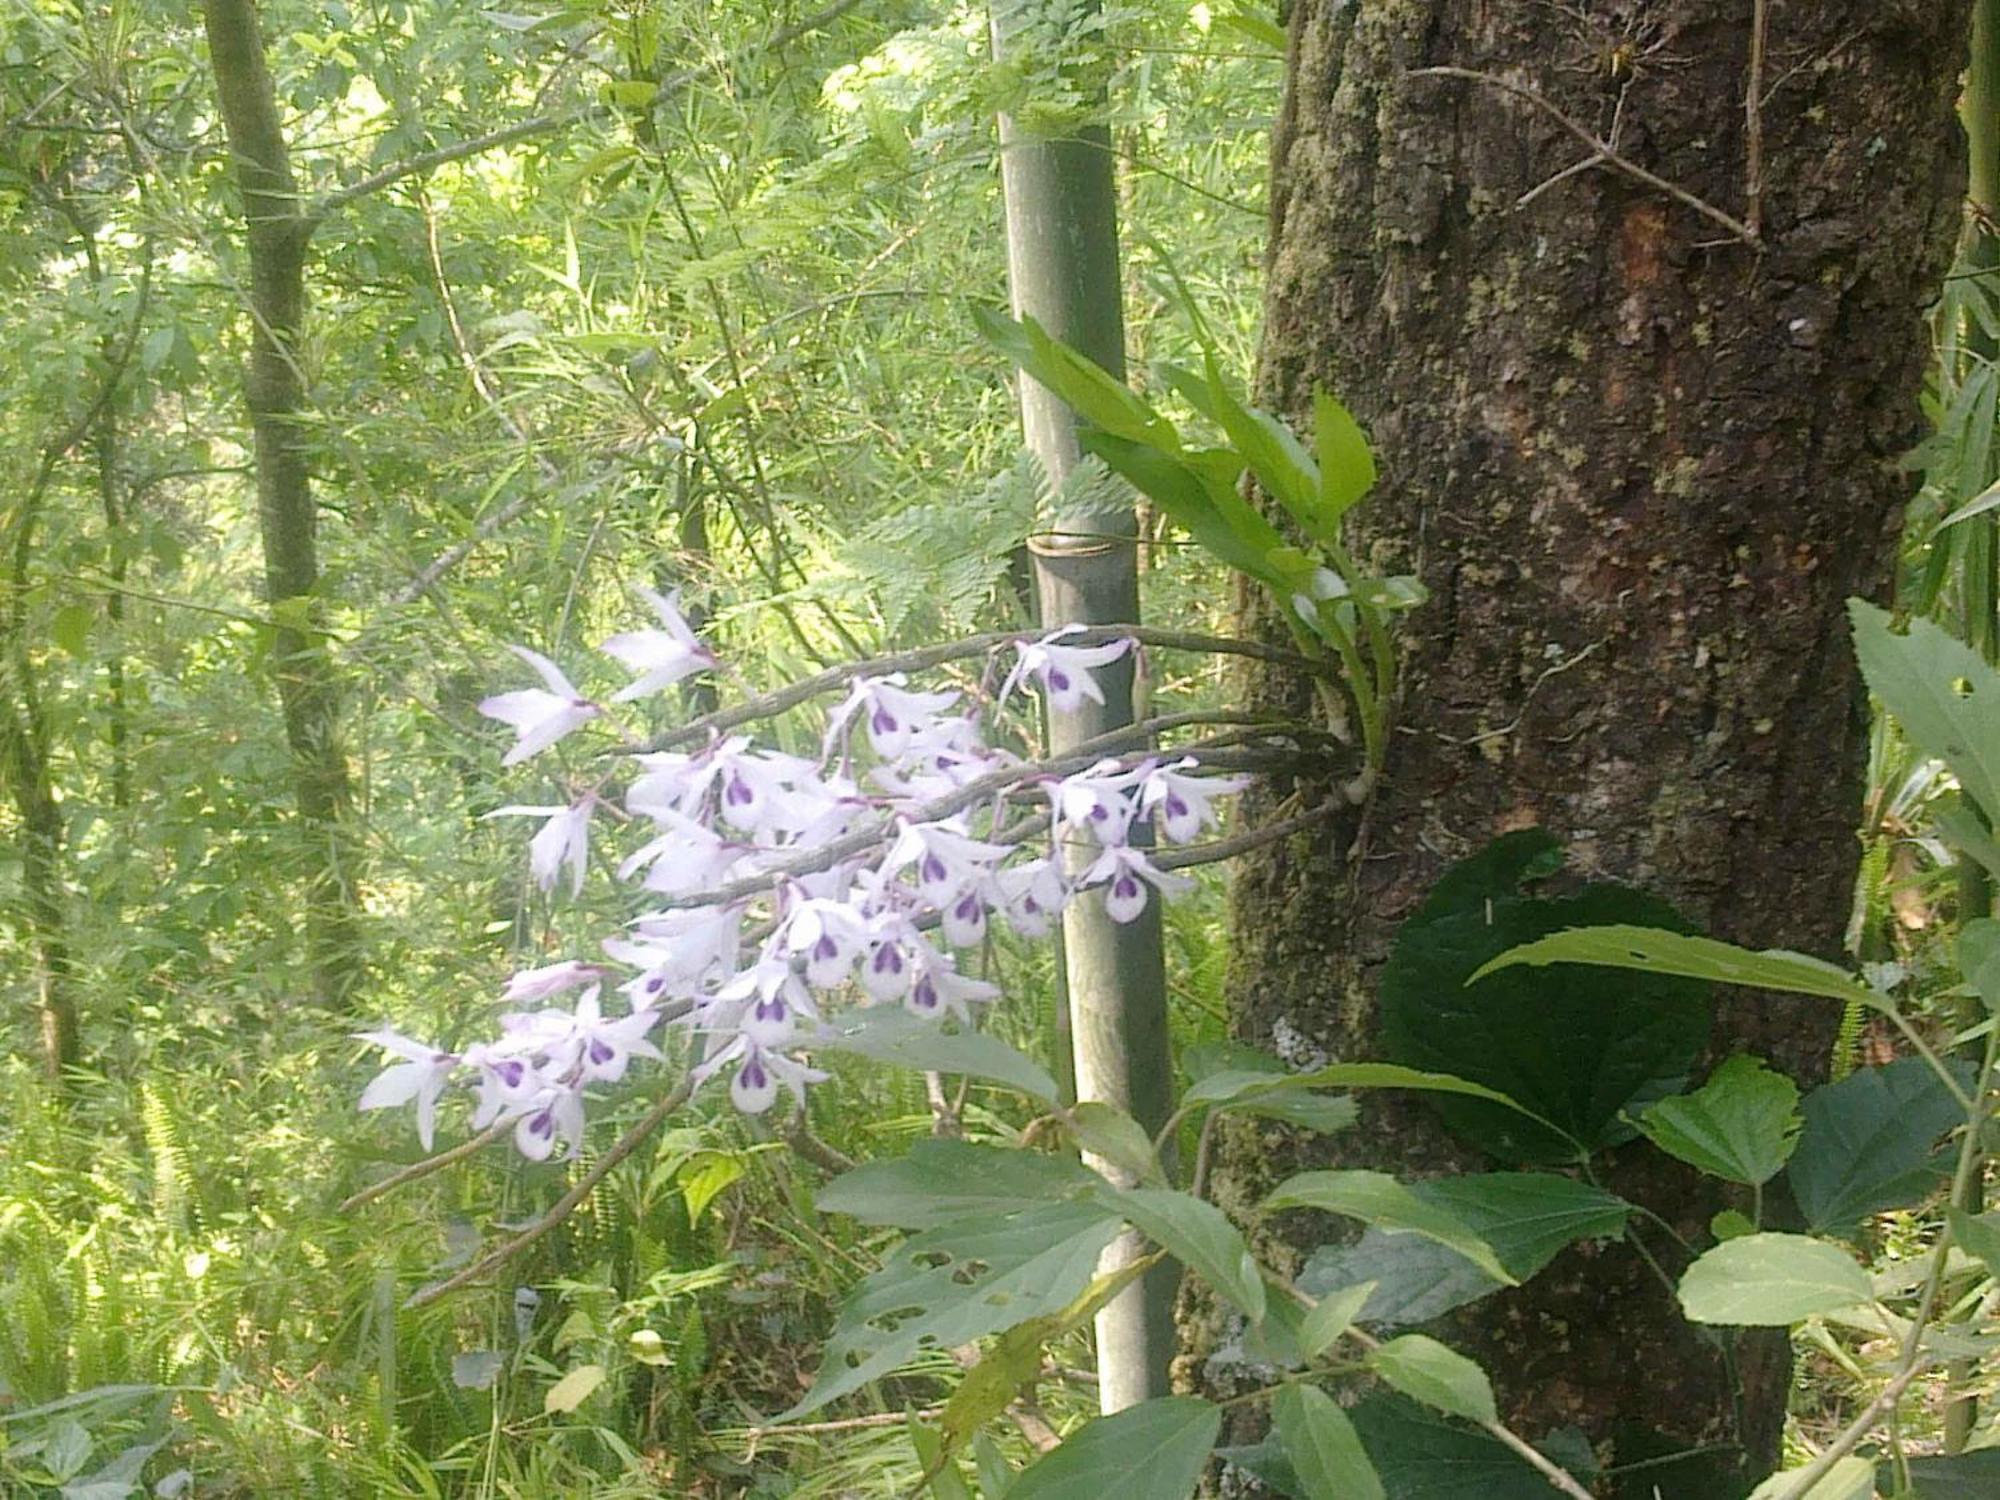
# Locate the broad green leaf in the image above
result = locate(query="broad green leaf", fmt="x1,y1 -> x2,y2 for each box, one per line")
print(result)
1677,1233 -> 1872,1325
1299,1281 -> 1375,1359
1214,10 -> 1287,52
1235,1091 -> 1360,1135
1789,1057 -> 1970,1238
1886,1449 -> 2000,1499
1313,390 -> 1375,524
1264,1170 -> 1516,1286
1417,1173 -> 1633,1276
1949,1207 -> 2000,1280
910,1422 -> 974,1500
50,603 -> 91,658
1365,1335 -> 1497,1424
972,308 -> 1180,453
544,1363 -> 605,1413
815,1007 -> 1057,1102
1004,1396 -> 1221,1500
1935,797 -> 2000,884
815,1141 -> 1095,1229
1298,1233 -> 1495,1331
1348,1396 -> 1595,1499
1635,1055 -> 1801,1186
1473,923 -> 1886,1014
1747,1456 -> 1875,1500
1192,1061 -> 1562,1145
1083,432 -> 1280,583
1203,353 -> 1325,540
1069,1101 -> 1163,1184
779,1200 -> 1123,1420
1851,599 -> 2000,818
1382,832 -> 1711,1162
1273,1384 -> 1384,1500
1960,919 -> 2000,1016
1105,1187 -> 1265,1322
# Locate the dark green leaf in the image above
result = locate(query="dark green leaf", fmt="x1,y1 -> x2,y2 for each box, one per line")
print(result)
1004,1396 -> 1221,1500
1265,1170 -> 1515,1286
1888,1449 -> 2000,1499
1380,831 -> 1711,1163
1948,1207 -> 2000,1280
1960,919 -> 2000,1017
1349,1395 -> 1585,1499
1851,599 -> 2000,819
1788,1057 -> 1970,1238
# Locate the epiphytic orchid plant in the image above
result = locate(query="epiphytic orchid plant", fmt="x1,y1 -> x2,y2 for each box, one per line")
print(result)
354,588 -> 1270,1162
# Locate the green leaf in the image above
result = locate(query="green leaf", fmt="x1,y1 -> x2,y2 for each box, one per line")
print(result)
1069,1101 -> 1164,1184
1083,432 -> 1280,583
1789,1057 -> 1970,1238
1203,354 -> 1325,540
1365,1335 -> 1497,1425
1105,1187 -> 1266,1322
1677,1233 -> 1872,1326
815,1141 -> 1096,1230
1473,922 -> 1889,1014
780,1201 -> 1124,1420
815,1007 -> 1057,1102
1235,1091 -> 1360,1135
1004,1396 -> 1221,1500
1313,390 -> 1375,525
1381,832 -> 1712,1162
910,1422 -> 974,1500
1348,1396 -> 1593,1499
1851,599 -> 2000,818
1635,1056 -> 1801,1186
1273,1384 -> 1384,1500
1747,1456 -> 1875,1500
1298,1233 -> 1497,1331
1214,11 -> 1287,52
1888,1449 -> 2000,1499
1948,1207 -> 2000,1280
50,603 -> 91,658
1960,919 -> 2000,1016
973,308 -> 1181,452
1264,1170 -> 1516,1287
1190,1061 -> 1559,1142
544,1363 -> 606,1413
1298,1281 -> 1375,1359
1936,797 -> 2000,884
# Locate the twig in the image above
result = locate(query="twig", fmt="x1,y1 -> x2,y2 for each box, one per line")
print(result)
647,626 -> 1337,752
339,1121 -> 508,1213
1745,0 -> 1767,240
1152,799 -> 1343,875
785,1111 -> 858,1174
1770,1358 -> 1932,1499
404,1069 -> 697,1309
1412,66 -> 1760,246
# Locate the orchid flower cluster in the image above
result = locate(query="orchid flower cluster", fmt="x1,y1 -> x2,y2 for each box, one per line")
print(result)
357,588 -> 1248,1161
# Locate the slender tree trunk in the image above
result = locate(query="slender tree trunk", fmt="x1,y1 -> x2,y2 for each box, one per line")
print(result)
1221,3 -> 1971,1492
994,0 -> 1176,1412
202,0 -> 361,1005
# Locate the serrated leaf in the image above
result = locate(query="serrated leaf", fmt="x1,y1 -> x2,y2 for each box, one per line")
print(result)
816,1141 -> 1095,1229
1366,1335 -> 1496,1424
1348,1395 -> 1588,1499
1069,1101 -> 1163,1184
1265,1170 -> 1515,1286
815,1007 -> 1057,1102
1636,1055 -> 1801,1186
1384,832 -> 1712,1163
1004,1396 -> 1220,1500
1789,1057 -> 1970,1238
779,1201 -> 1123,1420
1677,1233 -> 1872,1325
1298,1281 -> 1375,1360
1273,1383 -> 1383,1500
1104,1188 -> 1265,1322
544,1362 -> 605,1413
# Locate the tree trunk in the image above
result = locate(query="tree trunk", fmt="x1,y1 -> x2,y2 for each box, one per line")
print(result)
994,0 -> 1177,1412
1223,2 -> 1971,1491
202,0 -> 362,1005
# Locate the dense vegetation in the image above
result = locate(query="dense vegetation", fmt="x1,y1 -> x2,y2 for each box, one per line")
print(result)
6,1 -> 2000,1498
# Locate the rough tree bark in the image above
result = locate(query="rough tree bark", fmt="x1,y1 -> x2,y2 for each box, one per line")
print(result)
1218,2 -> 1971,1493
203,0 -> 362,1005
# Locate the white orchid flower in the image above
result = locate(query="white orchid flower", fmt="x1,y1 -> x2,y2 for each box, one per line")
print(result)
513,1085 -> 587,1161
825,673 -> 963,760
355,1028 -> 459,1149
478,646 -> 601,766
1047,758 -> 1145,846
599,586 -> 718,702
989,858 -> 1069,939
500,959 -> 603,1005
1138,757 -> 1250,845
906,952 -> 1000,1025
1002,627 -> 1134,715
1081,844 -> 1196,924
485,797 -> 593,896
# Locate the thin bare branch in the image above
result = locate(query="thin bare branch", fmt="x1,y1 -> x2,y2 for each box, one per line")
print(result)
339,1121 -> 508,1213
